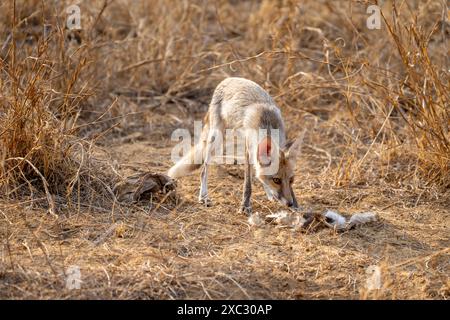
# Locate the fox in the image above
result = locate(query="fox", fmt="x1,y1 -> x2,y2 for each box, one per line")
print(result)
167,77 -> 304,214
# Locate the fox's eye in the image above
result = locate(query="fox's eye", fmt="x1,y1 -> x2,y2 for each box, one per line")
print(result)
289,177 -> 294,184
272,177 -> 282,185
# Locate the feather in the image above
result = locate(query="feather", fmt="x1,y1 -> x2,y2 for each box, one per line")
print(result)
248,212 -> 264,227
267,210 -> 306,229
324,210 -> 347,229
348,212 -> 377,227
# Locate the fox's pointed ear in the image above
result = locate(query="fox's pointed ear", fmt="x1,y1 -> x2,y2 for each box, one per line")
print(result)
286,131 -> 305,161
257,136 -> 272,166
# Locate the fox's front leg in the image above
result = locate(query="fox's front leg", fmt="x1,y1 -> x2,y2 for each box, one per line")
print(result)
241,144 -> 252,215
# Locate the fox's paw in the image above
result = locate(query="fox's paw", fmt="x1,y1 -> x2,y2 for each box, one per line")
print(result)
198,196 -> 213,207
240,205 -> 252,216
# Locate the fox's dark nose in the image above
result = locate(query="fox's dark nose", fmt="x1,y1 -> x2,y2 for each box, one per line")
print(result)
287,201 -> 294,207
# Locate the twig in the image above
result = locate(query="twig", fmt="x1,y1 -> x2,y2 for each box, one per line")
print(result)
5,158 -> 57,217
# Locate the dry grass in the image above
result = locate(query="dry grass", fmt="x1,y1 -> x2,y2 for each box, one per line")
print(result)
0,0 -> 448,299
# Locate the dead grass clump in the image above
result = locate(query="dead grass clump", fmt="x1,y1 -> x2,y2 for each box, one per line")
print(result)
113,171 -> 177,204
0,1 -> 114,210
382,6 -> 449,187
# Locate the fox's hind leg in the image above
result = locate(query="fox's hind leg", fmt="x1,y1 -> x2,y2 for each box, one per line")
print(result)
199,153 -> 212,206
198,112 -> 223,207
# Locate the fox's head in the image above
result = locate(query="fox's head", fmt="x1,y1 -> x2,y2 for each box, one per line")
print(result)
255,134 -> 303,208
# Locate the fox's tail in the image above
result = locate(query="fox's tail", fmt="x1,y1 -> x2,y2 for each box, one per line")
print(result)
167,117 -> 209,179
167,142 -> 204,178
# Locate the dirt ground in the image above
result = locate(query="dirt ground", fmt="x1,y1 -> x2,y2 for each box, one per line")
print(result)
1,108 -> 448,300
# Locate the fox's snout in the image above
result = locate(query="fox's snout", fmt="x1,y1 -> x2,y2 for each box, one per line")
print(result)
258,174 -> 296,208
273,186 -> 295,208
284,198 -> 295,208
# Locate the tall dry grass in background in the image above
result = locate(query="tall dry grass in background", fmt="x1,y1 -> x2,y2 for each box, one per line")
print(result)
0,0 -> 448,210
0,0 -> 115,211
